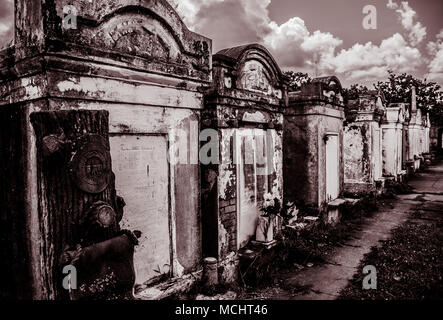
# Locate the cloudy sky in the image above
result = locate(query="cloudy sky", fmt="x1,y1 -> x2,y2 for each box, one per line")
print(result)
1,0 -> 442,88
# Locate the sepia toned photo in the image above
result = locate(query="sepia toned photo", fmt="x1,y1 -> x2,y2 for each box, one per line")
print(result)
0,0 -> 442,309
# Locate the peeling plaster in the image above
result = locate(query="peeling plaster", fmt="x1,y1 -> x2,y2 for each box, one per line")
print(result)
21,77 -> 43,99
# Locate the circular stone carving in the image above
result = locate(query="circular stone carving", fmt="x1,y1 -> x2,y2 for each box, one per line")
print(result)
70,135 -> 111,194
96,204 -> 116,228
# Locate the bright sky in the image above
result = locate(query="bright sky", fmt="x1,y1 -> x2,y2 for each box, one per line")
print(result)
1,0 -> 442,88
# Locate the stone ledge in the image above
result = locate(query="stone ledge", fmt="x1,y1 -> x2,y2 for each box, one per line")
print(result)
326,198 -> 363,225
327,198 -> 347,209
251,239 -> 278,249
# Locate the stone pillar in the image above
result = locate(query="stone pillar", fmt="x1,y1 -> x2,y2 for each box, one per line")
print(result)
411,87 -> 417,112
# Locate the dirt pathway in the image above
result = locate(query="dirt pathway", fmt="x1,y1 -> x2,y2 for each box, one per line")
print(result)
281,162 -> 443,300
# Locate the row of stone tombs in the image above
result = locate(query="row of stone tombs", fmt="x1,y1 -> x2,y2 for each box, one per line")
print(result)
13,70 -> 432,300
0,1 -> 432,299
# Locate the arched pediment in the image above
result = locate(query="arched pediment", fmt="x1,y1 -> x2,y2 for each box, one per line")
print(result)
214,44 -> 285,96
55,0 -> 211,77
86,12 -> 182,62
310,76 -> 344,104
238,59 -> 275,95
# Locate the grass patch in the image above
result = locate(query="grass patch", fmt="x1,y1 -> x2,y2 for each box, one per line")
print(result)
339,220 -> 443,300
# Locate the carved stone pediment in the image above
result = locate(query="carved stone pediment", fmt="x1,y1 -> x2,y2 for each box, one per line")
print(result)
50,1 -> 211,80
239,60 -> 273,94
111,28 -> 169,60
83,14 -> 180,63
213,44 -> 286,100
301,76 -> 344,105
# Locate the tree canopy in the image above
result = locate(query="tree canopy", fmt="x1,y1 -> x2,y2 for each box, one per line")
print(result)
284,71 -> 312,92
344,71 -> 443,125
342,84 -> 371,104
374,71 -> 442,112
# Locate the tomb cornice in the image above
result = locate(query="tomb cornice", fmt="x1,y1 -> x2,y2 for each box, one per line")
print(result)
206,89 -> 284,108
285,103 -> 345,119
288,97 -> 345,110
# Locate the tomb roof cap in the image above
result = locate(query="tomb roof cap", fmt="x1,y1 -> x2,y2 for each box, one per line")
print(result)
214,43 -> 284,79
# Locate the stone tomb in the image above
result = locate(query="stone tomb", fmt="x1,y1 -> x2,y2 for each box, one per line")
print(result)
201,44 -> 287,283
381,103 -> 407,180
405,88 -> 432,171
0,0 -> 211,299
344,91 -> 386,195
284,76 -> 345,212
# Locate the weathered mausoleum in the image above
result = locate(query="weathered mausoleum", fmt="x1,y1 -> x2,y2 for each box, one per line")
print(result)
0,0 -> 211,299
344,91 -> 386,196
284,77 -> 345,213
404,88 -> 431,171
0,0 -> 437,301
381,103 -> 408,180
201,44 -> 287,283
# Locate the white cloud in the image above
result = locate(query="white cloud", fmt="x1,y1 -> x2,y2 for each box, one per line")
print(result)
171,0 -> 343,69
387,1 -> 427,46
426,29 -> 443,86
169,0 -> 428,87
328,33 -> 423,86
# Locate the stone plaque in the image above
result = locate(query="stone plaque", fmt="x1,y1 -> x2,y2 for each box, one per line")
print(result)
70,134 -> 111,194
242,111 -> 267,124
110,135 -> 171,285
240,60 -> 272,94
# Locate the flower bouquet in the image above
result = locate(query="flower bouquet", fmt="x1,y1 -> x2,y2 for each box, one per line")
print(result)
255,193 -> 281,243
256,192 -> 300,243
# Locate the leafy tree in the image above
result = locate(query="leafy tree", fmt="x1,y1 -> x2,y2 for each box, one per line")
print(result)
431,101 -> 443,126
374,70 -> 443,125
342,84 -> 370,104
284,71 -> 312,91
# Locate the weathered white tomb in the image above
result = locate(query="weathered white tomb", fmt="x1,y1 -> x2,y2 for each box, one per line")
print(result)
344,91 -> 386,195
201,44 -> 287,283
284,76 -> 345,213
405,88 -> 432,171
0,0 -> 436,300
381,103 -> 408,180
